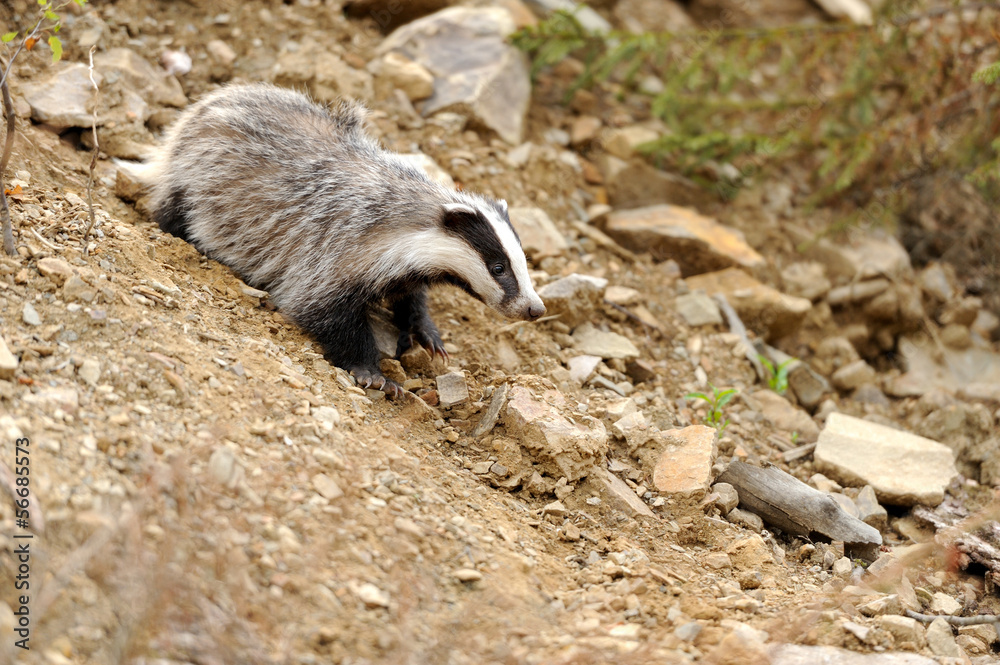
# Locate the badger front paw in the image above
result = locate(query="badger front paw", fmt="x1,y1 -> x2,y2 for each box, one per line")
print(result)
349,366 -> 404,398
396,329 -> 449,363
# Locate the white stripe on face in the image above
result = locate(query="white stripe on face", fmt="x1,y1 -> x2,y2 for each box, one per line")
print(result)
480,201 -> 544,317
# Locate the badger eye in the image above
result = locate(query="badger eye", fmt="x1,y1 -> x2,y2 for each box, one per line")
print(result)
491,264 -> 505,276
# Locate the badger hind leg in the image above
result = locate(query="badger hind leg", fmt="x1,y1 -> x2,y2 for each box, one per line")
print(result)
302,299 -> 404,398
153,187 -> 194,242
392,287 -> 448,362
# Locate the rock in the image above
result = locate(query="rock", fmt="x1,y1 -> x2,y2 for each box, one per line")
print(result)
312,405 -> 341,428
63,275 -> 97,303
771,645 -> 937,665
675,292 -> 723,327
536,273 -> 608,328
504,384 -> 608,481
206,39 -> 237,67
612,0 -> 694,32
612,411 -> 655,452
685,268 -> 812,341
675,621 -> 702,642
94,48 -> 188,108
312,473 -> 344,500
926,618 -> 960,658
19,63 -> 99,128
827,279 -> 891,306
814,413 -> 958,506
807,232 -> 912,281
371,52 -> 435,102
726,534 -> 775,571
727,507 -> 763,532
603,126 -> 660,160
787,363 -> 832,409
570,116 -> 602,145
854,485 -> 887,532
626,359 -> 656,384
590,467 -> 656,517
781,262 -> 831,302
832,557 -> 853,577
377,7 -> 530,144
509,206 -> 567,259
857,594 -> 900,617
0,337 -> 17,380
208,447 -> 237,486
919,262 -> 956,302
436,371 -> 469,408
272,39 -> 373,103
704,552 -> 731,570
878,615 -> 926,649
711,482 -> 739,515
813,0 -> 872,24
395,153 -> 456,190
453,568 -> 483,582
37,257 -> 76,285
747,390 -> 820,442
652,425 -> 718,499
572,323 -> 639,360
707,622 -> 769,665
830,493 -> 860,519
471,382 -> 508,437
22,302 -> 41,326
567,355 -> 602,385
356,583 -> 390,608
813,336 -> 862,376
78,359 -> 101,387
888,334 -> 1000,397
523,0 -> 611,32
930,592 -> 962,615
831,360 -> 876,392
810,473 -> 842,493
940,323 -> 972,350
603,205 -> 764,276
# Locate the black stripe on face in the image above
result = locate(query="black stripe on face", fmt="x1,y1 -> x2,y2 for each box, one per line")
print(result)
442,206 -> 520,306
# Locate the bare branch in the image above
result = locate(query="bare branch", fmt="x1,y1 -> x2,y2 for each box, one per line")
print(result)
84,44 -> 99,249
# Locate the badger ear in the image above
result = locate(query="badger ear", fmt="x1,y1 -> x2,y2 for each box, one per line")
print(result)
498,199 -> 508,213
441,202 -> 478,228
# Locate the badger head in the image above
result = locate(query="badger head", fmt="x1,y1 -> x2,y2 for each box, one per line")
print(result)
438,196 -> 546,321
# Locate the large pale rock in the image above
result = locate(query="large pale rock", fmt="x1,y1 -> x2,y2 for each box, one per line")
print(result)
504,384 -> 607,481
771,645 -> 937,665
685,268 -> 812,341
0,336 -> 17,380
605,205 -> 763,276
571,323 -> 639,360
19,63 -> 99,129
536,274 -> 607,328
652,425 -> 718,499
378,7 -> 531,144
94,48 -> 187,108
508,206 -> 567,259
814,413 -> 958,506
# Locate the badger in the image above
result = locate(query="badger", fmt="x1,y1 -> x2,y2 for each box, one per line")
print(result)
127,83 -> 545,396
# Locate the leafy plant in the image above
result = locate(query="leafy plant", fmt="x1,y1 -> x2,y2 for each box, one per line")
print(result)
685,384 -> 738,433
2,0 -> 88,255
758,354 -> 795,395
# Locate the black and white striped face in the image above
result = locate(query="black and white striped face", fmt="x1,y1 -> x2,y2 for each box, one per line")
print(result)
439,197 -> 546,321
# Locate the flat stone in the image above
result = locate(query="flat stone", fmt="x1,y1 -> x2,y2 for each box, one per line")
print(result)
572,323 -> 639,360
604,205 -> 764,276
854,485 -> 887,532
453,568 -> 483,582
94,47 -> 187,108
63,274 -> 97,303
603,285 -> 641,306
814,413 -> 958,506
0,336 -> 17,380
37,257 -> 76,285
827,279 -> 891,306
22,302 -> 41,326
781,261 -> 831,302
652,425 -> 718,499
567,355 -> 601,385
877,615 -> 925,649
508,206 -> 567,259
19,63 -> 100,129
788,363 -> 831,409
591,467 -> 654,517
603,125 -> 660,160
312,473 -> 344,500
378,7 -> 530,144
704,552 -> 732,570
804,231 -> 913,281
930,591 -> 962,615
926,618 -> 961,658
675,292 -> 723,327
78,359 -> 101,387
726,534 -> 775,570
570,115 -> 602,145
685,268 -> 812,341
396,153 -> 455,189
771,645 -> 937,665
504,385 -> 608,481
471,382 -> 508,437
536,273 -> 608,328
436,371 -> 469,409
748,390 -> 820,442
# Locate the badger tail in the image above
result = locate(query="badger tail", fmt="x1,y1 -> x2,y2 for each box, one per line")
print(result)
112,157 -> 161,188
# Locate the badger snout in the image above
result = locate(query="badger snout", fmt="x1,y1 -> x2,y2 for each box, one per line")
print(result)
524,302 -> 546,320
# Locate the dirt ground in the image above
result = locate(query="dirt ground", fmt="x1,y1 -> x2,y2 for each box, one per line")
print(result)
0,1 -> 998,664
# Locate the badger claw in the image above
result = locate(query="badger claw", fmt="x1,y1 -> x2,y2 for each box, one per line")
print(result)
349,367 -> 404,399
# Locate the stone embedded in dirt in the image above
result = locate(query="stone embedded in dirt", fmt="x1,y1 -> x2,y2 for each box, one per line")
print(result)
436,371 -> 469,408
711,482 -> 739,516
771,645 -> 938,665
22,302 -> 41,326
601,159 -> 713,210
727,507 -> 763,532
272,38 -> 373,103
685,268 -> 812,341
747,390 -> 820,442
377,7 -> 531,144
878,615 -> 926,650
854,485 -> 887,532
613,0 -> 695,32
525,0 -> 611,32
37,257 -> 76,285
652,425 -> 718,499
675,292 -> 723,327
94,48 -> 188,108
0,336 -> 17,380
787,363 -> 831,409
832,556 -> 853,577
77,359 -> 101,387
604,285 -> 641,306
926,618 -> 961,658
603,204 -> 765,276
827,279 -> 891,306
536,273 -> 608,328
626,359 -> 656,384
591,467 -> 654,517
396,153 -> 456,190
806,232 -> 913,281
612,411 -> 655,452
726,534 -> 776,571
312,473 -> 344,500
63,275 -> 97,304
208,446 -> 237,486
570,115 -> 602,145
508,206 -> 568,259
567,355 -> 602,385
371,52 -> 435,102
930,592 -> 962,615
602,126 -> 660,160
471,382 -> 508,437
814,413 -> 958,507
355,583 -> 390,608
781,261 -> 831,302
541,500 -> 567,517
504,384 -> 608,482
571,323 -> 639,360
453,568 -> 483,583
19,63 -> 100,129
704,552 -> 732,570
